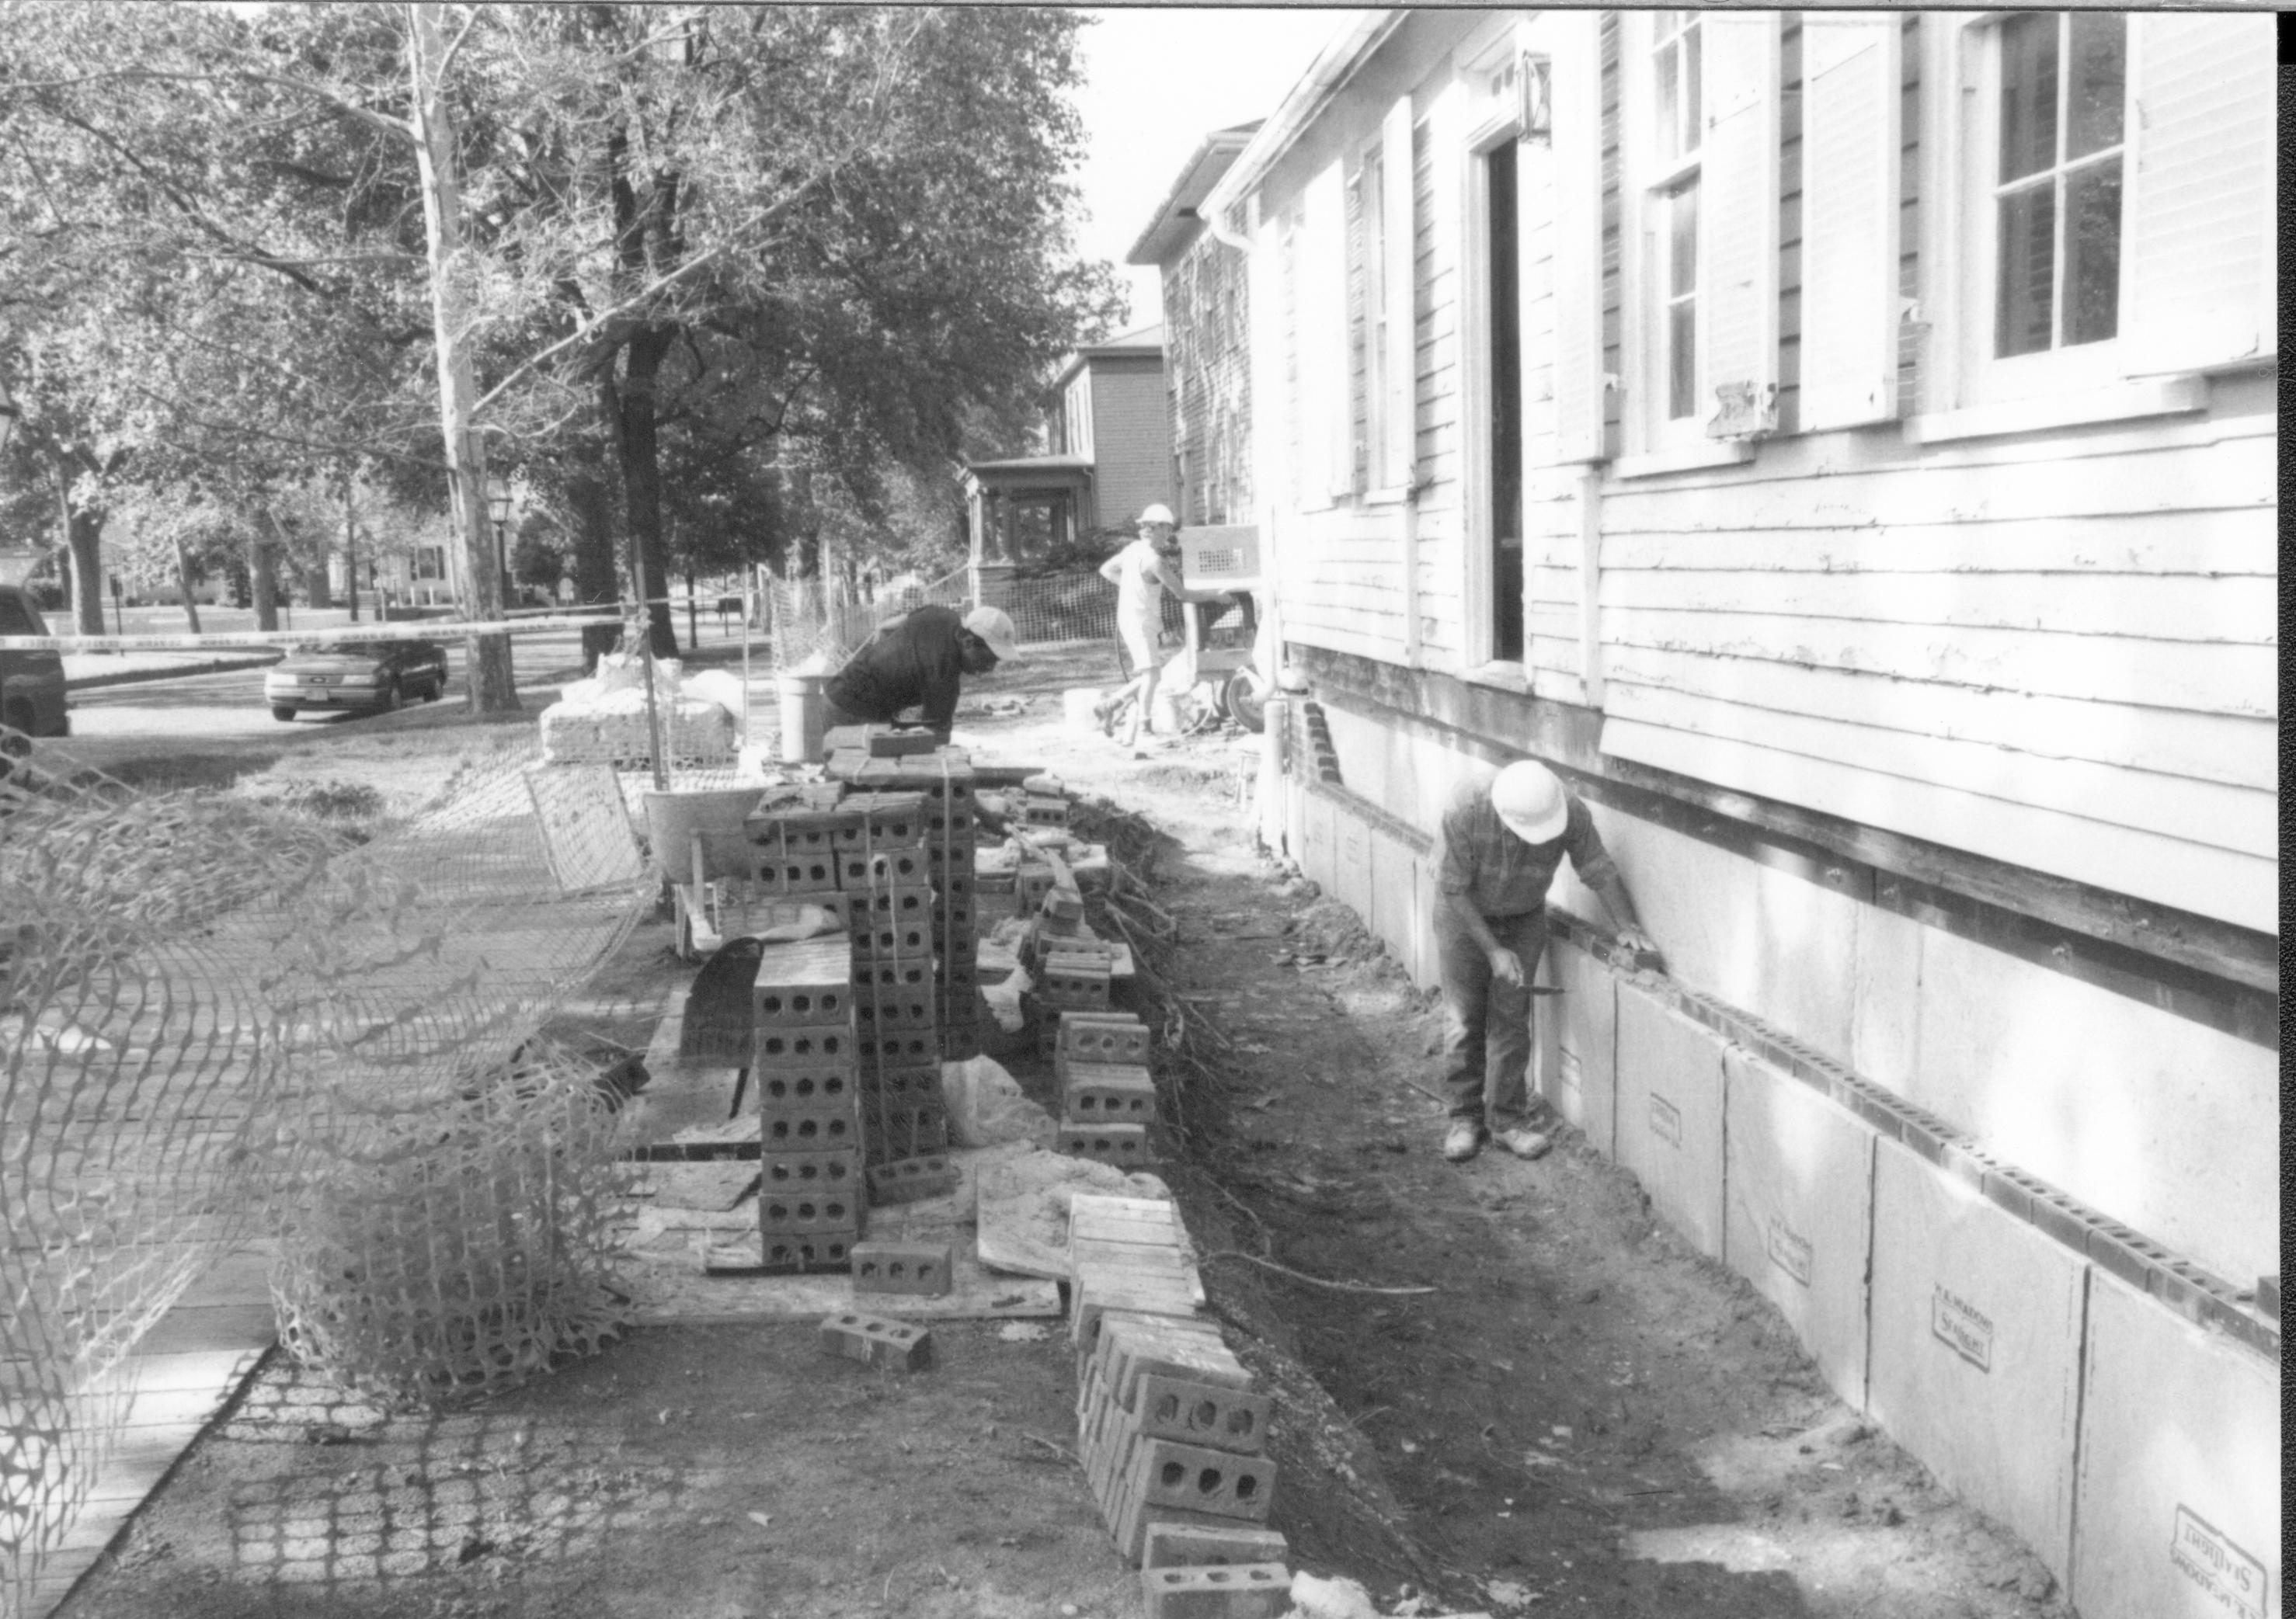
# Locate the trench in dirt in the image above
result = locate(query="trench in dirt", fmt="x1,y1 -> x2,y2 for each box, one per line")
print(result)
1073,752 -> 2066,1619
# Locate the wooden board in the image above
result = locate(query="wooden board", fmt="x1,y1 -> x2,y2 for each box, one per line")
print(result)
525,763 -> 648,893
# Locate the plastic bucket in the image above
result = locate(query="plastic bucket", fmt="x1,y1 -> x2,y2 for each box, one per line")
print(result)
777,672 -> 830,764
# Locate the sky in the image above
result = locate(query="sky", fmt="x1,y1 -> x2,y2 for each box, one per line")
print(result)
1067,7 -> 1354,331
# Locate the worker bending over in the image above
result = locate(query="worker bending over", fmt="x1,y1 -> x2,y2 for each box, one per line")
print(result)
1434,760 -> 1657,1164
820,604 -> 1020,749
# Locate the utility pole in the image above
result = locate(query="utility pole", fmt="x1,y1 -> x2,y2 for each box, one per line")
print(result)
408,2 -> 517,712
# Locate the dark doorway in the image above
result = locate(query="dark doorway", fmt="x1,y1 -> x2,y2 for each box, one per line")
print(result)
1485,141 -> 1524,663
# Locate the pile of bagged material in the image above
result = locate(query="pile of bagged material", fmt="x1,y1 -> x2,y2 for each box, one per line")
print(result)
539,652 -> 742,766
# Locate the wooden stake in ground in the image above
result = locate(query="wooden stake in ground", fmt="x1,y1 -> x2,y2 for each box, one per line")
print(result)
407,1 -> 517,714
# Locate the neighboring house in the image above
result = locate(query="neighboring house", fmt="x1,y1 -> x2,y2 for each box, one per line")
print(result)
961,325 -> 1171,596
1200,12 -> 2277,1617
1129,125 -> 1261,528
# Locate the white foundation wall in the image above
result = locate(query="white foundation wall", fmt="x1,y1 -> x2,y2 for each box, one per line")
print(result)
1303,697 -> 2277,1286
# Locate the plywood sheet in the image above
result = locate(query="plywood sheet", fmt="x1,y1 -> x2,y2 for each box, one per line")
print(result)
1866,1138 -> 2084,1583
1546,938 -> 1616,1155
1721,1047 -> 1874,1411
2071,1272 -> 2280,1619
524,763 -> 646,892
1612,980 -> 1725,1257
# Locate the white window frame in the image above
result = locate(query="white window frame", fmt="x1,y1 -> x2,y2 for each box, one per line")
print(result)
1941,12 -> 2129,409
1619,10 -> 1710,455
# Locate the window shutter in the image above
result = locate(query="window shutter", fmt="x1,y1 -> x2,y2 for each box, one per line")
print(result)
1380,96 -> 1417,488
1299,160 -> 1348,505
1547,9 -> 1605,463
2118,14 -> 2276,377
1798,14 -> 1901,430
1698,12 -> 1782,439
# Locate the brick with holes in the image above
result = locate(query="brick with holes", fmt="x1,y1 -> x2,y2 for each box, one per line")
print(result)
1058,1013 -> 1150,1067
750,937 -> 853,1026
816,1312 -> 931,1371
864,1153 -> 959,1205
759,1148 -> 861,1195
1129,1374 -> 1271,1456
1138,1562 -> 1289,1618
759,1103 -> 860,1153
1065,1065 -> 1157,1124
854,1030 -> 938,1070
753,1024 -> 853,1068
757,1186 -> 864,1235
1058,1122 -> 1152,1169
851,1240 -> 953,1297
753,1069 -> 854,1110
758,1233 -> 855,1273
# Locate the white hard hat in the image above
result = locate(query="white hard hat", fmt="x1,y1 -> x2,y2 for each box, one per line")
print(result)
962,605 -> 1020,662
1136,503 -> 1177,527
1490,761 -> 1570,845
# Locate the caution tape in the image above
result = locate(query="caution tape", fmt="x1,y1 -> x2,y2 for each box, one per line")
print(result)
0,608 -> 634,654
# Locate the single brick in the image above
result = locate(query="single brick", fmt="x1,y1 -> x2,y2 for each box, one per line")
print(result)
1059,1122 -> 1152,1169
1139,1562 -> 1290,1619
754,1026 -> 852,1068
851,884 -> 936,924
850,921 -> 933,961
1058,1014 -> 1150,1065
754,1069 -> 854,1108
760,1103 -> 860,1152
854,987 -> 936,1031
855,1030 -> 938,1068
858,957 -> 934,992
758,1188 -> 864,1234
1140,1524 -> 1291,1571
762,1234 -> 853,1272
816,1312 -> 933,1371
1066,1072 -> 1159,1123
864,1155 -> 959,1205
1131,1437 -> 1275,1522
846,846 -> 930,887
857,1066 -> 940,1103
760,1148 -> 860,1192
750,855 -> 842,895
852,1240 -> 954,1297
1132,1374 -> 1272,1456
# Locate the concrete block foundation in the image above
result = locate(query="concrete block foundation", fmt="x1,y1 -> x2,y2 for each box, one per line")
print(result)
1612,980 -> 1726,1259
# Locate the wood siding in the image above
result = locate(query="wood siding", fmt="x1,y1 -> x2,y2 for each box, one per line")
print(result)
1249,9 -> 2274,936
1161,230 -> 1254,526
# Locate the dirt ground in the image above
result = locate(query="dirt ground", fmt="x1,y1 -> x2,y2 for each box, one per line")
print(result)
52,645 -> 2072,1619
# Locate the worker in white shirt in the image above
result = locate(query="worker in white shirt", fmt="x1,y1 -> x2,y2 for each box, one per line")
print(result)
1094,504 -> 1233,747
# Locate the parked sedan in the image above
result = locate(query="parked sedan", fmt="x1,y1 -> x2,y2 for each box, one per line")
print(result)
266,638 -> 448,721
0,583 -> 70,749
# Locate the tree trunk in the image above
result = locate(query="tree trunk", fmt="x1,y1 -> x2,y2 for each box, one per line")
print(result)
566,464 -> 621,671
409,1 -> 517,712
173,534 -> 203,636
342,468 -> 359,623
304,552 -> 333,610
250,522 -> 279,632
615,326 -> 679,658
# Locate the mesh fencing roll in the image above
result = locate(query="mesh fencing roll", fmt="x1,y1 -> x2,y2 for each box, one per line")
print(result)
1,732 -> 653,1614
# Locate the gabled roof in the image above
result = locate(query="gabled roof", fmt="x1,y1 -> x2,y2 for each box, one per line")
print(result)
1125,122 -> 1264,266
1202,11 -> 1406,236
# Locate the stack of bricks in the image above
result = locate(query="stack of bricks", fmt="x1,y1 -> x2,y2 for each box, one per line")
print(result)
837,789 -> 948,1164
751,936 -> 864,1271
1055,1010 -> 1156,1170
1069,1193 -> 1289,1596
826,734 -> 983,1065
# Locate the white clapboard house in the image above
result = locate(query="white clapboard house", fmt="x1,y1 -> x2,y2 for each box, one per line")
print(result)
1188,13 -> 2277,1617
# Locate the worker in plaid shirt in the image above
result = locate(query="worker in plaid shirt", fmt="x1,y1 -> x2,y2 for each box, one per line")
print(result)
1434,761 -> 1657,1164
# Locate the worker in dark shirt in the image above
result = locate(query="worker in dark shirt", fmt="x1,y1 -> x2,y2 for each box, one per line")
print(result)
819,604 -> 1020,748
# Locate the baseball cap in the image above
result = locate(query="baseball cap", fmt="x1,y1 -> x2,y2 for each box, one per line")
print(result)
962,605 -> 1020,662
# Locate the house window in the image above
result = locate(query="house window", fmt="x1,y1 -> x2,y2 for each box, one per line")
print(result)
416,546 -> 444,582
1483,139 -> 1524,664
1654,10 -> 1702,161
1631,10 -> 1713,448
1359,141 -> 1391,494
1659,179 -> 1699,419
1992,12 -> 2124,358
